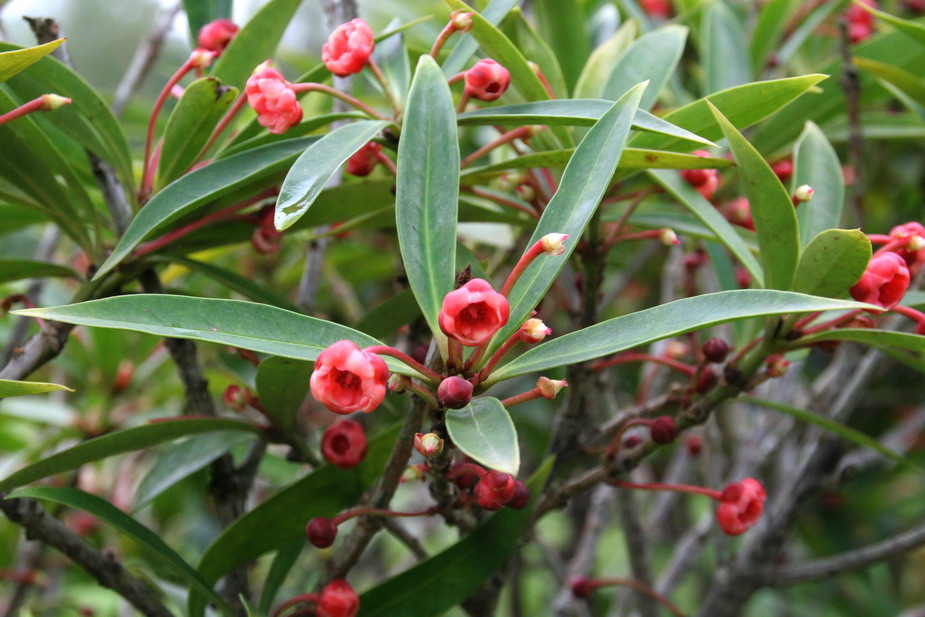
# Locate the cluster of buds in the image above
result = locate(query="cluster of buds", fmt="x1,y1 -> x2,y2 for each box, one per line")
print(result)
679,150 -> 719,200
448,463 -> 530,511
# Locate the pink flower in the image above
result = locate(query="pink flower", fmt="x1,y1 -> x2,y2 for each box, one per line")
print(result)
322,18 -> 375,77
850,251 -> 910,310
197,18 -> 238,53
317,579 -> 360,617
680,150 -> 719,200
716,478 -> 766,536
310,340 -> 389,414
641,0 -> 672,18
889,221 -> 925,274
321,419 -> 368,468
245,63 -> 302,134
464,59 -> 511,102
438,278 -> 510,346
346,141 -> 382,177
847,0 -> 877,43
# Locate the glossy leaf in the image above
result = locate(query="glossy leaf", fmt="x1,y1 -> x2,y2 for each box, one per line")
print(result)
255,356 -> 312,436
0,378 -> 73,398
355,288 -> 422,339
602,25 -> 687,110
489,84 -> 645,351
709,103 -> 800,291
776,0 -> 840,66
574,19 -> 638,99
793,230 -> 871,298
8,486 -> 230,612
275,120 -> 388,230
0,39 -> 63,83
793,121 -> 845,247
0,417 -> 261,493
750,0 -> 801,73
485,291 -> 873,384
854,57 -> 925,109
15,295 -> 421,378
446,397 -> 520,475
93,137 -> 315,279
648,169 -> 764,285
210,0 -> 303,88
156,77 -> 238,190
442,0 -> 520,76
396,55 -> 459,349
358,458 -> 553,617
0,260 -> 77,284
133,431 -> 255,511
257,545 -> 302,614
852,0 -> 925,47
795,329 -> 925,353
741,396 -> 924,473
533,0 -> 590,91
701,1 -> 750,94
509,8 -> 568,99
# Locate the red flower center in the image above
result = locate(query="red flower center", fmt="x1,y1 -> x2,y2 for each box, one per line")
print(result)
334,369 -> 361,390
460,301 -> 490,324
330,434 -> 350,454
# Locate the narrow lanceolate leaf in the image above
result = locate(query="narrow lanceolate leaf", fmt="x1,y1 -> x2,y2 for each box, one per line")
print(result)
0,260 -> 77,284
446,398 -> 520,476
485,291 -> 874,384
255,357 -> 313,436
14,295 -> 421,378
851,0 -> 925,48
750,0 -> 801,73
396,55 -> 459,348
793,121 -> 845,247
209,0 -> 303,88
0,39 -> 63,82
533,0 -> 590,91
0,378 -> 73,398
574,19 -> 638,99
648,169 -> 764,286
794,230 -> 870,298
709,103 -> 800,291
275,120 -> 388,230
93,137 -> 315,279
358,459 -> 553,617
741,396 -> 924,473
794,329 -> 925,353
442,0 -> 521,76
0,417 -> 261,493
156,77 -> 238,189
701,1 -> 751,94
489,83 -> 646,351
8,486 -> 230,613
854,57 -> 925,109
602,25 -> 687,110
458,100 -> 716,147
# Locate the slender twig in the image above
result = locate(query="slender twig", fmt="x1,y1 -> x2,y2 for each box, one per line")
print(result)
838,15 -> 865,227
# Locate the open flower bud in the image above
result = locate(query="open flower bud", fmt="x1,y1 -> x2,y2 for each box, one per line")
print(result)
413,433 -> 444,458
439,279 -> 510,346
306,517 -> 338,548
317,579 -> 360,617
850,251 -> 910,310
716,478 -> 766,536
310,341 -> 389,414
322,18 -> 374,77
437,376 -> 474,409
464,58 -> 511,102
889,222 -> 925,274
540,233 -> 569,255
321,420 -> 368,468
197,18 -> 238,53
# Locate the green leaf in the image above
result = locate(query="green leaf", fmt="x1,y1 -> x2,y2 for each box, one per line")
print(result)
133,431 -> 255,511
355,288 -> 422,339
182,0 -> 232,45
630,74 -> 828,152
14,295 -> 421,378
446,397 -> 519,475
533,0 -> 590,91
701,1 -> 750,94
851,0 -> 925,47
275,120 -> 388,230
0,378 -> 73,398
156,77 -> 238,190
0,417 -> 261,493
442,0 -> 521,77
792,121 -> 845,247
709,102 -> 800,291
854,57 -> 925,109
0,260 -> 78,284
776,0 -> 840,66
794,329 -> 925,353
396,55 -> 459,350
93,137 -> 315,280
219,111 -> 365,159
255,356 -> 312,436
210,0 -> 303,88
257,545 -> 302,615
485,291 -> 873,384
793,230 -> 871,298
7,486 -> 230,612
750,0 -> 801,73
189,425 -> 399,617
574,19 -> 638,99
602,25 -> 687,110
0,39 -> 63,83
489,84 -> 645,352
358,458 -> 553,617
458,100 -> 716,147
647,169 -> 764,286
741,396 -> 924,473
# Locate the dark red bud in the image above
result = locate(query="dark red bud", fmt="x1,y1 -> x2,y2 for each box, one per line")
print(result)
570,577 -> 595,599
476,470 -> 515,510
702,338 -> 730,363
686,435 -> 703,456
650,415 -> 678,444
437,376 -> 474,409
306,517 -> 338,548
695,368 -> 718,393
623,434 -> 643,448
507,480 -> 530,509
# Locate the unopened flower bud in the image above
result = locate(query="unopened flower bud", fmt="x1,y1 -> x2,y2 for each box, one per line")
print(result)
507,480 -> 530,509
659,228 -> 680,246
476,470 -> 516,510
536,376 -> 568,399
388,374 -> 407,393
910,235 -> 925,251
540,233 -> 569,255
765,354 -> 790,378
516,184 -> 536,202
650,415 -> 678,444
702,338 -> 730,363
519,318 -> 551,344
664,340 -> 690,359
695,367 -> 718,393
413,432 -> 444,458
449,462 -> 482,489
223,384 -> 252,411
571,577 -> 595,599
623,434 -> 643,448
401,464 -> 427,483
189,48 -> 217,68
794,184 -> 814,203
306,517 -> 338,548
39,94 -> 72,111
686,435 -> 703,456
450,10 -> 473,31
438,376 -> 474,409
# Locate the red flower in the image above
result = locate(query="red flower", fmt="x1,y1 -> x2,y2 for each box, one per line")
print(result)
245,63 -> 302,134
889,221 -> 925,274
464,59 -> 511,102
321,419 -> 368,468
310,340 -> 389,414
640,0 -> 672,18
317,579 -> 360,617
680,150 -> 719,200
346,141 -> 382,177
438,278 -> 510,346
850,251 -> 910,310
322,18 -> 375,77
847,0 -> 877,43
716,478 -> 766,536
476,470 -> 516,511
771,158 -> 794,183
197,18 -> 238,53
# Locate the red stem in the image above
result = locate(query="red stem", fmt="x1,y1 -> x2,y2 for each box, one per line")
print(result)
374,150 -> 398,175
889,304 -> 925,325
192,92 -> 247,168
272,594 -> 319,617
430,20 -> 459,57
477,328 -> 523,381
593,353 -> 696,376
332,505 -> 438,526
461,186 -> 539,219
604,417 -> 652,459
292,82 -> 387,120
461,126 -> 537,169
580,578 -> 686,617
799,308 -> 865,336
500,387 -> 543,408
362,345 -> 442,383
866,234 -> 892,245
0,96 -> 55,126
614,480 -> 722,500
501,240 -> 546,296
